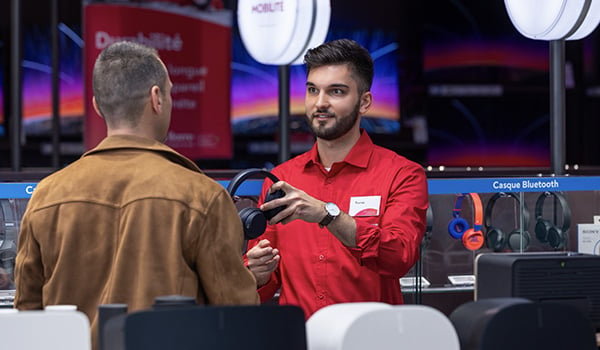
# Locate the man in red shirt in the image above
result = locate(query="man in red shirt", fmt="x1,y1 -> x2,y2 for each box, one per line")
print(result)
246,38 -> 429,319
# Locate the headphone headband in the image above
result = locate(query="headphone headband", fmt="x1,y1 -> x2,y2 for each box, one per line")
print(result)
484,192 -> 530,230
453,193 -> 483,231
227,168 -> 284,241
535,191 -> 571,234
227,168 -> 280,197
426,204 -> 434,235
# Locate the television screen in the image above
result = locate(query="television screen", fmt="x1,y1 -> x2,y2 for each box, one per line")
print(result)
231,27 -> 401,146
422,0 -> 551,168
0,61 -> 4,139
21,23 -> 84,137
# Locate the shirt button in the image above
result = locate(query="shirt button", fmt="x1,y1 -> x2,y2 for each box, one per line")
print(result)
319,255 -> 325,261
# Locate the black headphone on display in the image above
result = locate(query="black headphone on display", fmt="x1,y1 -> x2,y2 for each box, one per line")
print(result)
226,168 -> 286,240
534,191 -> 571,249
421,204 -> 434,249
484,192 -> 531,252
0,200 -> 17,280
0,203 -> 5,251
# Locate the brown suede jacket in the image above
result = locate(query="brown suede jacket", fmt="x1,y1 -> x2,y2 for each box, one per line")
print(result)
14,135 -> 259,345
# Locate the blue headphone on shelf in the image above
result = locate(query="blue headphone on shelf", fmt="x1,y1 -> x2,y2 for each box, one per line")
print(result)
448,193 -> 484,251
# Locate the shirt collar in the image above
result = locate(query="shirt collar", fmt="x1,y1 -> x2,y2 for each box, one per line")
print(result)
82,134 -> 202,173
306,129 -> 374,169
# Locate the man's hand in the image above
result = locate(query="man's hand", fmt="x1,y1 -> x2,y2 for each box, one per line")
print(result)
246,239 -> 280,287
260,180 -> 357,247
260,181 -> 327,225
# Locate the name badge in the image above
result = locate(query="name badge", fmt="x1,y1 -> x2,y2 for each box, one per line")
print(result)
349,196 -> 381,217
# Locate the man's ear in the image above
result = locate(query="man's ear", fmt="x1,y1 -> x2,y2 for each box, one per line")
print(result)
150,85 -> 162,113
92,97 -> 103,119
359,91 -> 372,115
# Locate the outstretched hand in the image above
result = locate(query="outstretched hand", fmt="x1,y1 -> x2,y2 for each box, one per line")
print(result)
246,239 -> 280,287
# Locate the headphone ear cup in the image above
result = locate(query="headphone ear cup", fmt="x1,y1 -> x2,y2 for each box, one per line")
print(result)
486,227 -> 506,252
535,219 -> 552,243
448,217 -> 469,239
462,228 -> 484,250
507,229 -> 531,252
238,207 -> 267,240
547,226 -> 566,249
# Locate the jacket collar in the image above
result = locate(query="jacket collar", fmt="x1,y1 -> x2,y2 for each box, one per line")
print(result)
83,135 -> 202,173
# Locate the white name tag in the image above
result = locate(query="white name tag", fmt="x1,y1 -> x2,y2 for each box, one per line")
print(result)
349,196 -> 381,217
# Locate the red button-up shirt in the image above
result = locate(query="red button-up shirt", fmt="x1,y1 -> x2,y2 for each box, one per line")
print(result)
248,131 -> 429,319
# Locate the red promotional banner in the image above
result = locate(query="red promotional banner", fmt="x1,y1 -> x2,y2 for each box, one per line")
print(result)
83,3 -> 232,159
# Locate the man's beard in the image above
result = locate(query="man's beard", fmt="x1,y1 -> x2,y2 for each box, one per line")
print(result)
309,99 -> 360,141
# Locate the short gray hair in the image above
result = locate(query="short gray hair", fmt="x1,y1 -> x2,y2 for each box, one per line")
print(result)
92,41 -> 167,127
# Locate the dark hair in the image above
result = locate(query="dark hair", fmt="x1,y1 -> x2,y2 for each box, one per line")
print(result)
92,41 -> 167,127
303,38 -> 374,94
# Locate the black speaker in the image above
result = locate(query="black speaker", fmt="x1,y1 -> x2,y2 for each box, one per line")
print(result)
475,252 -> 600,331
227,168 -> 286,240
103,304 -> 307,350
450,297 -> 597,350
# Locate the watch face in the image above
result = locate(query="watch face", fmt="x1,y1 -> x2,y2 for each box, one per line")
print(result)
325,202 -> 340,216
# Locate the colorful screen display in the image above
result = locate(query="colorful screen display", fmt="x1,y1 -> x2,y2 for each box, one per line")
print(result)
230,27 -> 401,137
421,0 -> 552,168
21,23 -> 84,137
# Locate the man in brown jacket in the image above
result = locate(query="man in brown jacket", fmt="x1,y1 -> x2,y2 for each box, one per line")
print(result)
14,41 -> 259,346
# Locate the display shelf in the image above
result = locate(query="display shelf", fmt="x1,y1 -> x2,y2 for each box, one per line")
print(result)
2,175 -> 600,314
402,285 -> 474,293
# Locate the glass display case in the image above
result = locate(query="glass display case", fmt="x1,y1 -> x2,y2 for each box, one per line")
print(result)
0,183 -> 32,307
403,175 -> 600,316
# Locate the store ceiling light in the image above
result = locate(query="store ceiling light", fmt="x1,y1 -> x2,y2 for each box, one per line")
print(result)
504,0 -> 600,40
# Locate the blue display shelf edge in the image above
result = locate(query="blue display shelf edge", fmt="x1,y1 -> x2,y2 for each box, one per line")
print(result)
4,176 -> 600,199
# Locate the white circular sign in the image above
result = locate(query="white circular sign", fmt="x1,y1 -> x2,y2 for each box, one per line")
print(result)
237,0 -> 331,65
505,0 -> 600,40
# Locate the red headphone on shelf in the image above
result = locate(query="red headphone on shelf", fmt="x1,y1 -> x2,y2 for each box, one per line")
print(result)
447,193 -> 484,250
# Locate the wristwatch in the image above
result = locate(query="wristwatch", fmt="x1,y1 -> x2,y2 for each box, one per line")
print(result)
319,202 -> 341,228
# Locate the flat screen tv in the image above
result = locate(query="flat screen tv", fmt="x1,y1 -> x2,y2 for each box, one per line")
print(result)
422,0 -> 551,168
230,26 -> 402,160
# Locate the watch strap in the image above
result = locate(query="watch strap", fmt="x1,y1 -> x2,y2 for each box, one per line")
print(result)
319,213 -> 334,228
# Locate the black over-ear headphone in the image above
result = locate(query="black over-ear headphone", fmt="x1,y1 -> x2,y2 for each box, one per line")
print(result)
0,202 -> 5,251
484,192 -> 531,252
421,204 -> 434,249
0,199 -> 17,279
226,168 -> 286,240
534,191 -> 571,249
